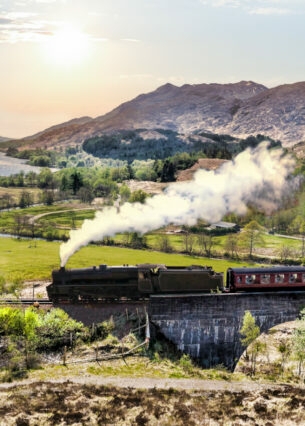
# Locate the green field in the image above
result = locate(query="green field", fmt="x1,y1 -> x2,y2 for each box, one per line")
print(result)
0,236 -> 254,283
0,203 -> 303,284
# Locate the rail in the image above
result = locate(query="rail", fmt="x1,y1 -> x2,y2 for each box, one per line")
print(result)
0,298 -> 52,305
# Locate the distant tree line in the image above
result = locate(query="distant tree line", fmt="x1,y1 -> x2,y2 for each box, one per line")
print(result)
82,129 -> 189,162
82,129 -> 282,163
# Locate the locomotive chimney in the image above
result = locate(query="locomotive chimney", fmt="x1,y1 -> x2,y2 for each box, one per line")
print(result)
60,266 -> 65,272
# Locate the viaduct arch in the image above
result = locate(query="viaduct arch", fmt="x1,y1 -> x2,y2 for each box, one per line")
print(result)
149,292 -> 305,370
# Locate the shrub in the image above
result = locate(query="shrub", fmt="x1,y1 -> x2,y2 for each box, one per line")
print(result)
36,308 -> 86,351
178,354 -> 194,374
91,319 -> 115,341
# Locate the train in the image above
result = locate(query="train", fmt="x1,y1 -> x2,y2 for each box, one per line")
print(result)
46,263 -> 305,303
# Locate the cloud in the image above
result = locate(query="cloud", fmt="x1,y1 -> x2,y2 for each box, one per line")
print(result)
249,7 -> 291,15
121,38 -> 141,43
200,0 -> 303,14
119,74 -> 153,80
0,12 -> 53,43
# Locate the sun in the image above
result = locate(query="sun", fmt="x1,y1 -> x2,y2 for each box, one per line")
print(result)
44,25 -> 89,67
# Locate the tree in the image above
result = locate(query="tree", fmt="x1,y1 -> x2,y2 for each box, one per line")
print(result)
32,155 -> 51,167
292,308 -> 305,376
37,168 -> 55,189
60,174 -> 70,192
278,339 -> 291,375
6,146 -> 18,157
224,233 -> 239,258
289,215 -> 305,257
182,232 -> 195,254
25,171 -> 37,187
93,178 -> 118,198
238,220 -> 264,258
161,160 -> 175,182
197,233 -> 214,257
0,193 -> 13,209
134,166 -> 157,181
158,234 -> 173,253
69,169 -> 83,195
18,190 -> 33,208
13,214 -> 28,237
240,310 -> 261,375
129,189 -> 148,204
40,190 -> 54,206
119,184 -> 131,203
278,245 -> 294,263
128,232 -> 147,249
16,172 -> 24,187
78,186 -> 94,204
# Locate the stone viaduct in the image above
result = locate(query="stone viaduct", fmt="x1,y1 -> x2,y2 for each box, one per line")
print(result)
149,292 -> 305,370
60,292 -> 305,370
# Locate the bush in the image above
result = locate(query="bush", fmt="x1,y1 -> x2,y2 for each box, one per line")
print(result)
0,276 -> 7,294
91,319 -> 115,341
178,354 -> 194,374
36,308 -> 86,351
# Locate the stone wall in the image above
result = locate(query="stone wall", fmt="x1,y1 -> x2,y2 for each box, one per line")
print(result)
149,292 -> 305,369
58,302 -> 148,327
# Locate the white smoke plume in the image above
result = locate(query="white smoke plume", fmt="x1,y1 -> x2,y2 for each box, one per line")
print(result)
60,143 -> 295,266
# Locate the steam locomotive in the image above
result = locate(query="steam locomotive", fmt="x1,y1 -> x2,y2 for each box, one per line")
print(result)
46,263 -> 305,303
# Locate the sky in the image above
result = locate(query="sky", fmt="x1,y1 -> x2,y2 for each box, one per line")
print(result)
1,0 -> 305,139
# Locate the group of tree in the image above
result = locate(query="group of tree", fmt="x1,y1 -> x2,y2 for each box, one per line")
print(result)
0,306 -> 115,380
6,147 -> 56,167
240,309 -> 305,378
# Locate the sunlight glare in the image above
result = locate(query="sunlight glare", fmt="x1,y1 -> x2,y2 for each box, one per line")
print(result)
45,25 -> 89,67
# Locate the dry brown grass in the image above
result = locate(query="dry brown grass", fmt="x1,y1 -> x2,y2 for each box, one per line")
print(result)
0,381 -> 304,425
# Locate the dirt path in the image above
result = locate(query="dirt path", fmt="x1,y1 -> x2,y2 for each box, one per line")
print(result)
0,374 -> 295,393
28,207 -> 95,224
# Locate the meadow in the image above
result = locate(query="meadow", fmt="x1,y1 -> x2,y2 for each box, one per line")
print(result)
0,200 -> 303,285
0,236 -> 251,283
0,206 -> 303,285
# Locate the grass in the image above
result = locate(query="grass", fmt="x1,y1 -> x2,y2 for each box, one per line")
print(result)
0,229 -> 301,284
38,209 -> 96,227
27,354 -> 238,383
0,202 -> 304,284
0,236 -> 253,283
0,186 -> 41,202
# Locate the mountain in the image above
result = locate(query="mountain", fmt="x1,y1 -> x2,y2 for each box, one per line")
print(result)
7,81 -> 305,150
225,82 -> 305,144
0,136 -> 11,143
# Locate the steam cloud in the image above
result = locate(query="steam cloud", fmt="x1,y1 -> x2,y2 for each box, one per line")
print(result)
60,143 -> 295,266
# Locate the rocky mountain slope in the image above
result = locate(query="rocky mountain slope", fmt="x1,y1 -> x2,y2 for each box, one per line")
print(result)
11,80 -> 305,150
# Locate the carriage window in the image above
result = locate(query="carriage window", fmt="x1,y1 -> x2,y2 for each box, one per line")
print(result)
302,274 -> 305,283
275,274 -> 284,283
245,275 -> 255,284
236,276 -> 242,283
260,274 -> 270,284
289,273 -> 297,283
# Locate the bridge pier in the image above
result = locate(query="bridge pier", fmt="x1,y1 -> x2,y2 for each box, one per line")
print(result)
149,292 -> 305,370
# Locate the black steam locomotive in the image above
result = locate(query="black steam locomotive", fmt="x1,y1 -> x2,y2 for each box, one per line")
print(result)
47,264 -> 305,303
47,264 -> 223,303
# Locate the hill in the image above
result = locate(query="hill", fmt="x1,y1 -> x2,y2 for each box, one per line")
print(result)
0,136 -> 11,143
4,80 -> 305,152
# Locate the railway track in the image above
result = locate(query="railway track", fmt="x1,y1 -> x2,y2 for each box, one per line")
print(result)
0,298 -> 52,306
0,298 -> 148,306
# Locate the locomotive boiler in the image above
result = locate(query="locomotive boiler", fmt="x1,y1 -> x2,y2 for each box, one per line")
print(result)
47,264 -> 224,303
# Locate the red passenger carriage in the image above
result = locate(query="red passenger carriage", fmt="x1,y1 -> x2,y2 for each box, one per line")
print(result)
227,266 -> 305,292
